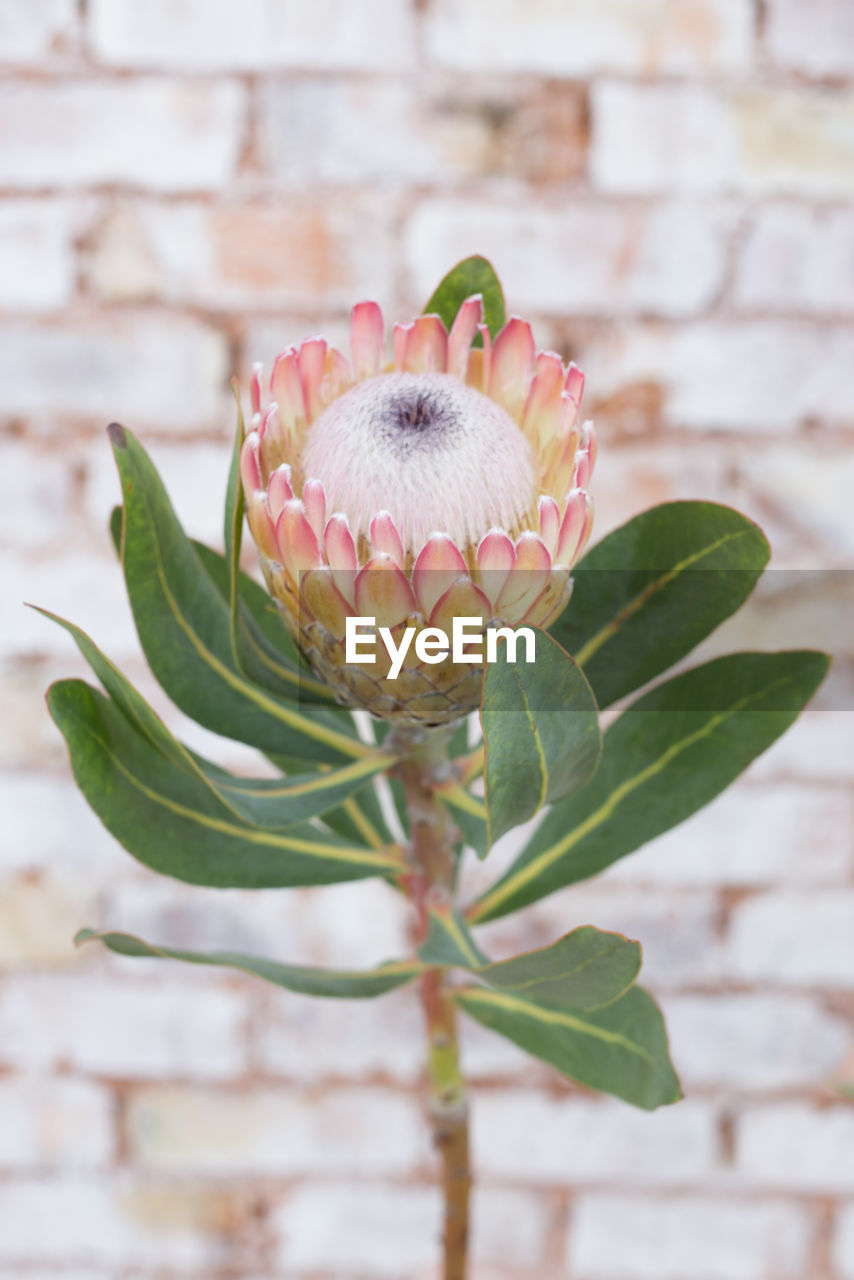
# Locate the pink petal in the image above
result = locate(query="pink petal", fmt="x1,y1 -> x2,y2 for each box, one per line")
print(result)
476,529 -> 515,606
354,555 -> 418,629
465,324 -> 492,392
403,315 -> 448,374
565,362 -> 585,406
581,419 -> 597,474
351,300 -> 385,381
323,513 -> 358,604
301,566 -> 352,637
247,491 -> 278,560
497,532 -> 551,615
270,348 -> 306,435
523,350 -> 565,447
302,478 -> 327,540
267,463 -> 294,521
573,448 -> 592,490
298,337 -> 327,422
393,322 -> 413,372
275,499 -> 323,576
489,317 -> 535,420
538,495 -> 560,556
322,347 -> 354,406
370,510 -> 405,567
240,433 -> 262,494
556,489 -> 591,566
413,534 -> 468,618
447,294 -> 484,381
250,362 -> 263,416
430,576 -> 492,635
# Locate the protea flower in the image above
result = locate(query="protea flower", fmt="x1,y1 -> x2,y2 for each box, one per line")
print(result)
240,296 -> 596,724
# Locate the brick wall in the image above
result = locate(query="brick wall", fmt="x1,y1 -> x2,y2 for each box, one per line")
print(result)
1,1 -> 853,1276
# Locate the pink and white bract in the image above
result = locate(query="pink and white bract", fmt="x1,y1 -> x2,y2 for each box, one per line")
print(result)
241,296 -> 596,724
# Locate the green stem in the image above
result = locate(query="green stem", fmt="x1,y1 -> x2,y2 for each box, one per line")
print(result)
395,724 -> 471,1280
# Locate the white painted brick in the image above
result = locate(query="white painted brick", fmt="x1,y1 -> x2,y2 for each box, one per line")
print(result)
0,81 -> 244,191
665,994 -> 850,1090
260,77 -> 587,189
569,1195 -> 811,1278
83,436 -> 231,548
87,198 -> 398,310
473,1187 -> 551,1271
106,875 -> 410,970
474,1093 -> 715,1186
273,1182 -> 438,1274
0,440 -> 76,547
746,711 -> 854,783
125,1085 -> 428,1175
0,773 -> 121,874
0,0 -> 77,63
0,201 -> 78,310
405,199 -> 732,318
0,1176 -> 245,1268
736,1105 -> 854,1191
835,1204 -> 854,1280
4,548 -> 139,660
477,888 -> 724,987
592,83 -> 854,196
607,786 -> 853,886
258,986 -> 424,1084
577,320 -> 854,430
425,0 -> 753,74
0,875 -> 100,967
88,0 -> 416,71
0,975 -> 248,1079
0,316 -> 229,430
0,1076 -> 113,1169
735,205 -> 854,315
727,890 -> 854,987
765,0 -> 854,77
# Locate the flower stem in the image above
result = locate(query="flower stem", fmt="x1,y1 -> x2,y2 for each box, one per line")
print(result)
395,724 -> 471,1280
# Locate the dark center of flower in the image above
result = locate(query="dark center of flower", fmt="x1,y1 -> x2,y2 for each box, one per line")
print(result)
381,385 -> 462,451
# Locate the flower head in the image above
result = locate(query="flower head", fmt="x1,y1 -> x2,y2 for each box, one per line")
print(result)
241,296 -> 595,724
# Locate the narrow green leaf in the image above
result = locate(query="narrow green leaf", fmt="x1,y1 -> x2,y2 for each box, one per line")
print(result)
422,255 -> 506,340
418,907 -> 489,969
438,784 -> 488,858
76,929 -> 420,998
108,423 -> 360,763
33,607 -> 392,829
482,630 -> 601,846
48,680 -> 402,889
471,650 -> 829,921
551,502 -> 771,708
455,984 -> 681,1110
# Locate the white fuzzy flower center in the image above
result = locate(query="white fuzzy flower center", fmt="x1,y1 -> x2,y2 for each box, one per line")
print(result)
301,372 -> 535,552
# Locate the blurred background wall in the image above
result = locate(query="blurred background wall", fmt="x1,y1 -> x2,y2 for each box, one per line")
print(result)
0,1 -> 853,1276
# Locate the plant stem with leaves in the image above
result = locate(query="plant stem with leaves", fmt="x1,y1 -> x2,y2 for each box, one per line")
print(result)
395,725 -> 471,1280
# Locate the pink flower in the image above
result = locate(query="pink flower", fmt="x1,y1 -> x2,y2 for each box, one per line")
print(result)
241,296 -> 595,724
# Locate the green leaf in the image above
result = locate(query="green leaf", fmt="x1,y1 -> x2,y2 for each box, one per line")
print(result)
471,650 -> 829,921
481,630 -> 601,847
551,502 -> 770,708
438,784 -> 488,858
422,255 -> 506,340
419,913 -> 639,1012
476,926 -> 641,1013
418,906 -> 488,968
33,607 -> 392,829
108,423 -> 358,763
455,984 -> 681,1110
48,679 -> 402,888
76,929 -> 420,998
